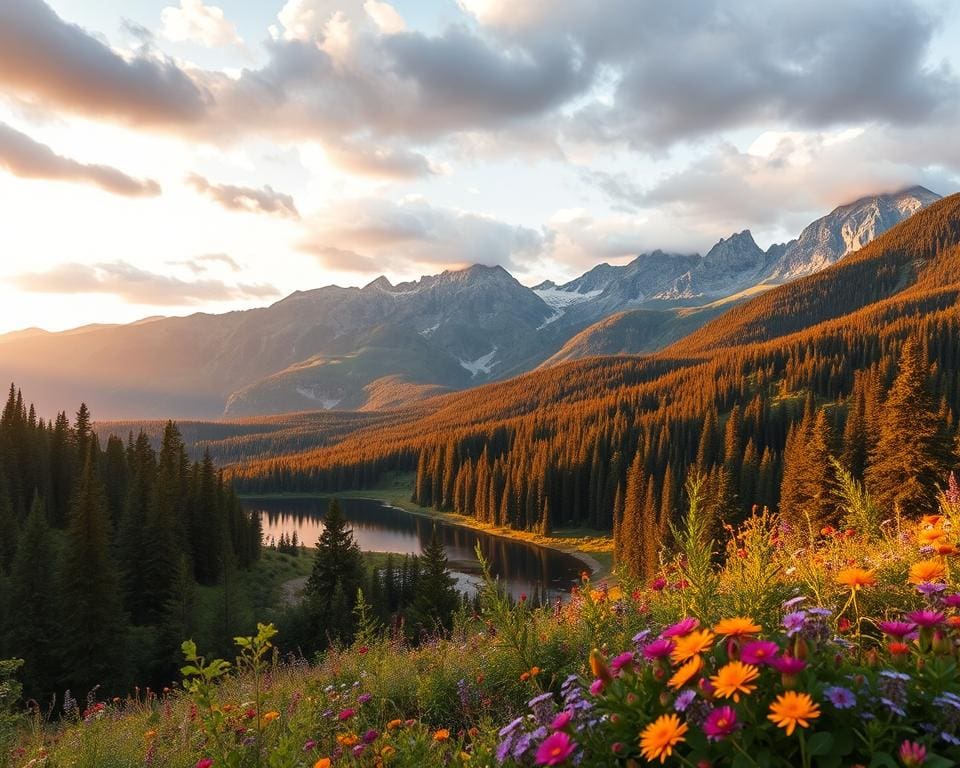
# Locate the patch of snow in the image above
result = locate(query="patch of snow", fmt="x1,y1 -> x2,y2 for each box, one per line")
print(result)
537,310 -> 564,330
295,387 -> 341,409
534,287 -> 602,310
458,347 -> 499,377
419,322 -> 441,336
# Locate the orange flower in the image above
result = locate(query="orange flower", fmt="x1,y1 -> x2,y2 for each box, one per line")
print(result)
836,567 -> 877,590
909,559 -> 946,584
713,617 -> 761,637
337,733 -> 359,747
639,714 -> 688,763
935,544 -> 959,556
314,760 -> 332,768
433,729 -> 450,742
668,656 -> 703,689
261,710 -> 280,725
386,719 -> 403,730
144,730 -> 157,740
671,629 -> 715,664
922,515 -> 943,527
888,642 -> 910,656
918,527 -> 947,545
768,691 -> 820,736
710,661 -> 759,702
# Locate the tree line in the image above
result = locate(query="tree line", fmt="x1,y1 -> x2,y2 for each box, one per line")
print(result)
0,386 -> 262,702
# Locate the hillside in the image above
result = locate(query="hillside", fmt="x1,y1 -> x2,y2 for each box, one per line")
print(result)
223,195 -> 960,540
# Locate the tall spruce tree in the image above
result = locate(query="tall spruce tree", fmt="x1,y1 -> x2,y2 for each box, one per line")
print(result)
866,336 -> 954,517
406,527 -> 458,635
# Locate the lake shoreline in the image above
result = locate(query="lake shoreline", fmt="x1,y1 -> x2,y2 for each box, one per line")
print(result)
241,487 -> 613,581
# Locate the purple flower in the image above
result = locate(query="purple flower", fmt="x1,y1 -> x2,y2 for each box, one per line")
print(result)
534,731 -> 576,766
783,611 -> 807,636
782,596 -> 807,610
362,729 -> 378,743
674,690 -> 697,713
352,744 -> 366,758
703,706 -> 739,741
916,582 -> 948,595
529,692 -> 556,726
642,638 -> 675,660
878,621 -> 918,639
661,617 -> 698,638
499,717 -> 525,738
880,697 -> 907,717
357,693 -> 372,705
824,686 -> 857,709
740,640 -> 779,666
906,610 -> 945,627
303,740 -> 316,752
632,629 -> 652,646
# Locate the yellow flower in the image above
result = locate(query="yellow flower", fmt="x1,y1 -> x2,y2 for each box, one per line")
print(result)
387,719 -> 403,730
836,567 -> 877,590
337,733 -> 359,747
144,730 -> 157,740
767,691 -> 821,736
670,629 -> 715,664
433,729 -> 450,742
261,710 -> 280,725
314,759 -> 332,768
909,559 -> 946,585
667,655 -> 702,690
639,714 -> 688,763
710,661 -> 759,702
713,617 -> 761,637
380,745 -> 397,758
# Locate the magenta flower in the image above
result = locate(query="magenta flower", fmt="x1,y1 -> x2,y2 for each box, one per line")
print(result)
550,711 -> 573,731
642,638 -> 676,660
650,577 -> 667,591
589,678 -> 604,696
535,731 -> 577,766
899,739 -> 927,767
703,706 -> 739,741
610,652 -> 635,674
357,693 -> 372,705
661,617 -> 699,638
196,761 -> 214,768
303,740 -> 317,752
771,656 -> 807,675
362,729 -> 379,743
740,640 -> 779,666
878,620 -> 918,639
906,610 -> 945,628
943,593 -> 960,608
337,708 -> 356,721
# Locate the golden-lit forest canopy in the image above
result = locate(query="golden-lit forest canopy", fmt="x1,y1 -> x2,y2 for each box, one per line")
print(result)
227,196 -> 960,573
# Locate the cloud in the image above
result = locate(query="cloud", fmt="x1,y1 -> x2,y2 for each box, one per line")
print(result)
187,173 -> 299,218
160,0 -> 242,47
169,253 -> 244,273
324,139 -> 435,178
0,0 -> 209,127
9,261 -> 279,305
298,196 -> 545,274
0,120 -> 161,196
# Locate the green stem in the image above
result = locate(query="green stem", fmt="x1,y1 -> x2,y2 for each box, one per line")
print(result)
799,728 -> 810,768
730,737 -> 761,767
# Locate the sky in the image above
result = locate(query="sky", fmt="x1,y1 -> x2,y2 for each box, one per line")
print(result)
1,0 -> 959,333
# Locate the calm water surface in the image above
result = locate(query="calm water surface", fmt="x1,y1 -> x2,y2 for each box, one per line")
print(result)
242,497 -> 586,599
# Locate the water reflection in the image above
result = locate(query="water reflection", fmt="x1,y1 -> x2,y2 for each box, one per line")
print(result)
242,497 -> 585,599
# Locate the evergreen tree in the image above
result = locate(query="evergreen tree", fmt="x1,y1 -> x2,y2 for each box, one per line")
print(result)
866,336 -> 955,517
406,527 -> 458,636
779,407 -> 836,531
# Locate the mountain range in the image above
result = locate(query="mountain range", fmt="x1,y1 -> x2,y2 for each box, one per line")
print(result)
0,186 -> 940,419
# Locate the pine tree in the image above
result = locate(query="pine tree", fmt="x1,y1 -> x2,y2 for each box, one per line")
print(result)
866,336 -> 955,517
406,527 -> 458,636
779,407 -> 836,531
58,448 -> 126,695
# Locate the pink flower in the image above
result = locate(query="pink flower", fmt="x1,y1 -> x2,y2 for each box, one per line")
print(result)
642,638 -> 676,660
589,678 -> 604,696
906,610 -> 945,628
740,641 -> 779,666
703,706 -> 739,741
771,656 -> 806,675
550,711 -> 573,731
943,593 -> 960,609
196,760 -> 214,768
878,621 -> 917,639
609,652 -> 635,675
899,739 -> 927,767
661,617 -> 699,638
650,577 -> 668,591
535,731 -> 576,766
337,708 -> 356,721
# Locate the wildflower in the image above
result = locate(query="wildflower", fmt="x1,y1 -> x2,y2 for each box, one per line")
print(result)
357,693 -> 372,705
261,710 -> 280,725
878,620 -> 918,639
767,691 -> 820,736
823,686 -> 857,709
703,706 -> 739,741
674,690 -> 697,713
740,640 -> 779,666
387,719 -> 403,730
529,692 -> 556,726
836,567 -> 877,589
589,649 -> 612,683
337,733 -> 359,747
899,740 -> 927,767
944,594 -> 960,608
783,611 -> 807,636
782,596 -> 806,610
499,717 -> 525,738
713,617 -> 761,637
643,638 -> 676,660
888,641 -> 910,657
906,610 -> 945,627
534,731 -> 576,766
144,730 -> 157,740
671,629 -> 715,664
433,729 -> 450,742
196,761 -> 214,768
362,729 -> 379,743
639,714 -> 688,764
304,740 -> 317,751
710,661 -> 759,702
650,577 -> 667,591
632,629 -> 652,646
661,617 -> 699,638
668,656 -> 703,690
314,760 -> 331,768
338,708 -> 356,721
610,652 -> 636,675
909,560 -> 947,585
549,711 -> 573,731
589,679 -> 604,696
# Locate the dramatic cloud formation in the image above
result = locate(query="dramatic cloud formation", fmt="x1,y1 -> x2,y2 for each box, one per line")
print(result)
160,0 -> 242,47
299,197 -> 545,273
0,0 -> 209,127
10,261 -> 279,305
187,174 -> 300,218
0,121 -> 161,196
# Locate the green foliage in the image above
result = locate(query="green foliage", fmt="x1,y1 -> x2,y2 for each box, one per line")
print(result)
831,457 -> 884,539
671,474 -> 721,623
0,658 -> 23,757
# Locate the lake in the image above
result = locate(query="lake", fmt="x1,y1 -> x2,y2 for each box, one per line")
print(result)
242,496 -> 587,599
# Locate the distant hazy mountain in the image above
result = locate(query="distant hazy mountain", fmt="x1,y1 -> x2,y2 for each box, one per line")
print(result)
0,187 -> 938,418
